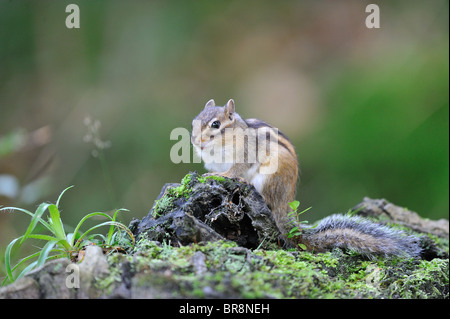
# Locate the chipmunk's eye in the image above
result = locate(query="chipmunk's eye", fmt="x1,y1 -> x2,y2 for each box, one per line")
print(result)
211,120 -> 221,129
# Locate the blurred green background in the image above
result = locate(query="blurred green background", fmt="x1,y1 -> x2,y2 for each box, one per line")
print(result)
0,0 -> 448,265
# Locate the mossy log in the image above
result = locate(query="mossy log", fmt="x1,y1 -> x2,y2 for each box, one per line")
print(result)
0,173 -> 448,299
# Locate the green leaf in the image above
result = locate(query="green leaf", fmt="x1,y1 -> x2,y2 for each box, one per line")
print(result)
56,186 -> 74,208
27,233 -> 71,252
15,260 -> 38,282
287,226 -> 301,238
298,243 -> 307,251
0,206 -> 53,233
27,234 -> 59,242
75,221 -> 134,249
0,206 -> 32,216
15,254 -> 61,282
4,237 -> 22,283
70,212 -> 113,247
48,204 -> 66,241
20,203 -> 51,244
298,206 -> 312,215
107,208 -> 129,245
288,200 -> 300,211
36,241 -> 57,268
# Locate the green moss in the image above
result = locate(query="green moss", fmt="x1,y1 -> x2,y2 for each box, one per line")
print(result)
197,174 -> 226,183
94,253 -> 130,294
170,174 -> 193,197
151,174 -> 190,217
96,239 -> 448,298
152,173 -> 199,217
386,258 -> 449,298
98,197 -> 449,300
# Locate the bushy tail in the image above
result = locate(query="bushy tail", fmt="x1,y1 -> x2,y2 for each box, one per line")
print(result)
301,214 -> 422,258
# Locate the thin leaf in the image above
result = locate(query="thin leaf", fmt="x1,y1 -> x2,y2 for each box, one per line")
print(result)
56,185 -> 74,208
28,234 -> 71,251
0,206 -> 53,232
111,208 -> 129,222
107,208 -> 129,244
86,233 -> 107,245
4,237 -> 22,283
0,206 -> 32,217
20,203 -> 51,244
10,251 -> 41,272
27,234 -> 60,242
48,204 -> 66,241
298,206 -> 312,215
75,221 -> 134,249
15,254 -> 62,282
3,237 -> 57,284
1,250 -> 41,286
70,212 -> 112,247
15,260 -> 38,281
36,241 -> 57,268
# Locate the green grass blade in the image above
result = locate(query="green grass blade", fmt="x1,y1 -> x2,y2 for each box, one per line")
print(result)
85,233 -> 107,245
75,221 -> 120,247
20,203 -> 51,244
66,233 -> 75,246
298,206 -> 312,215
75,221 -> 134,249
69,212 -> 112,246
111,208 -> 129,222
15,260 -> 38,282
0,206 -> 33,216
56,185 -> 74,208
27,234 -> 71,251
10,251 -> 41,272
27,234 -> 59,242
14,253 -> 63,283
36,241 -> 57,268
48,204 -> 66,241
1,250 -> 41,286
4,237 -> 22,283
70,212 -> 112,246
107,208 -> 129,245
1,206 -> 52,233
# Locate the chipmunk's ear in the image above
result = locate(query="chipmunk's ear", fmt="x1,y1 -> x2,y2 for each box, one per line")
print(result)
204,99 -> 215,108
224,99 -> 235,119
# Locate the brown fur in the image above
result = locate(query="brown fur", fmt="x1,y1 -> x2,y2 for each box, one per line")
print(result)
192,99 -> 298,237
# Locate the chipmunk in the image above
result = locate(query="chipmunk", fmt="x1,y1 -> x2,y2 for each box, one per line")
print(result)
191,99 -> 422,258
